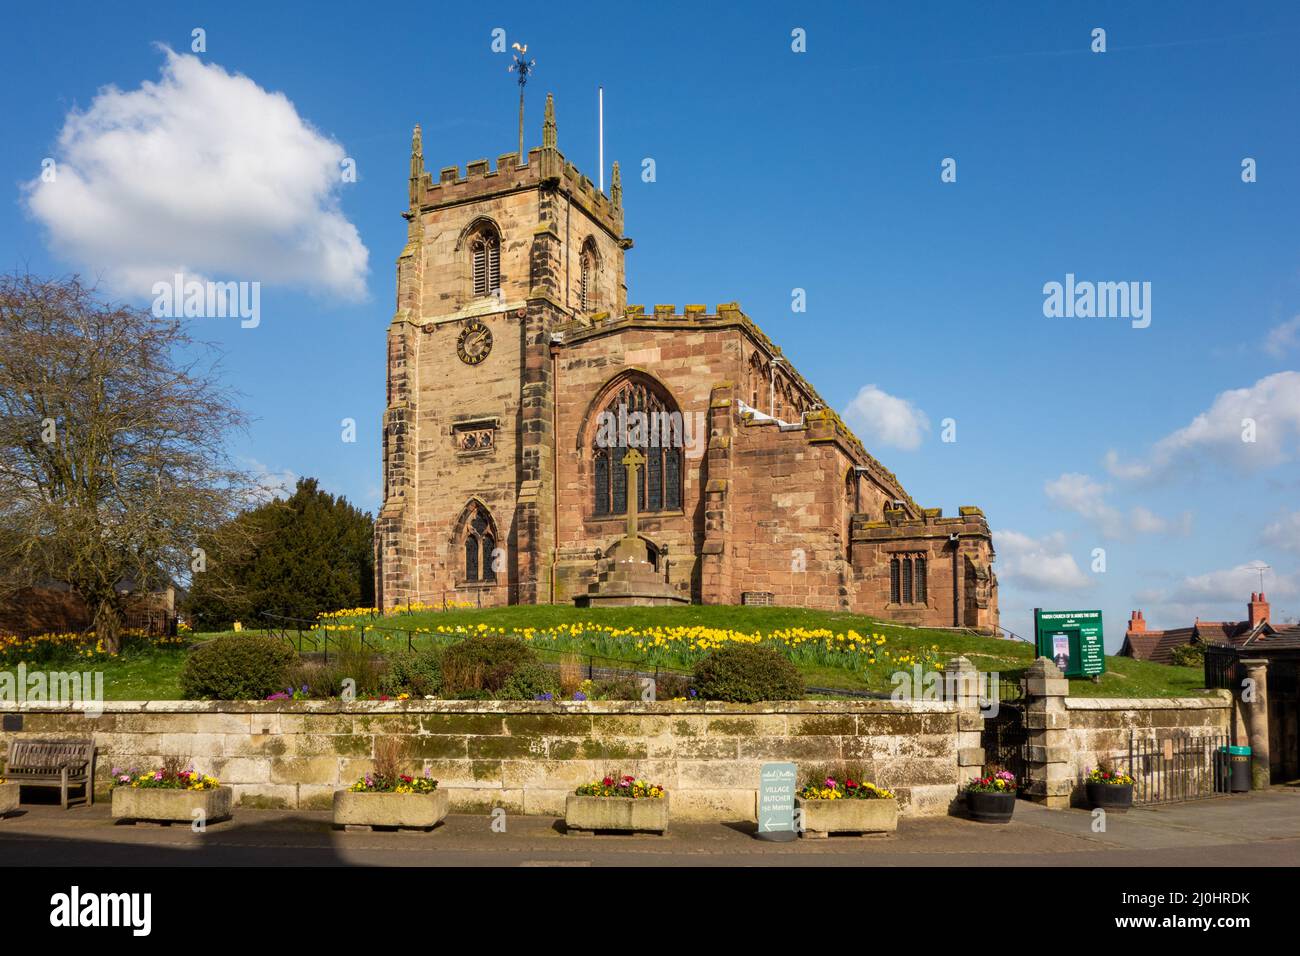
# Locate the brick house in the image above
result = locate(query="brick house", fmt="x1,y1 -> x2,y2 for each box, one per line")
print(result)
1119,592 -> 1299,663
375,97 -> 998,630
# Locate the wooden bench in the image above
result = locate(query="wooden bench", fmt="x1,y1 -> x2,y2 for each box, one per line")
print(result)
3,739 -> 96,808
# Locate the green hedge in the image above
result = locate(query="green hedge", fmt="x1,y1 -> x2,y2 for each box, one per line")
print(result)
180,635 -> 296,700
692,644 -> 804,703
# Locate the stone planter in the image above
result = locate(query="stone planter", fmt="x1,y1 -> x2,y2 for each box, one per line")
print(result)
565,794 -> 669,834
796,796 -> 898,838
1085,781 -> 1133,811
965,790 -> 1016,823
111,786 -> 232,825
0,782 -> 19,819
332,789 -> 449,832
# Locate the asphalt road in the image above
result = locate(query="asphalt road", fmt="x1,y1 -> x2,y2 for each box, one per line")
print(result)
0,788 -> 1296,867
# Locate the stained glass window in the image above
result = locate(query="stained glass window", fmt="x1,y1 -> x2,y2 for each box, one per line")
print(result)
590,378 -> 683,517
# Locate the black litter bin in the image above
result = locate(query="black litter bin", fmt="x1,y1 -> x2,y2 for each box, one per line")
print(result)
1227,745 -> 1252,792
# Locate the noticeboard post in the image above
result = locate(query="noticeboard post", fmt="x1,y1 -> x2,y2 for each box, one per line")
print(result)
756,762 -> 797,842
1033,608 -> 1105,679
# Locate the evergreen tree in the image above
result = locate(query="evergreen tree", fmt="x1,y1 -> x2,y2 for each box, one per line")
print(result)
186,478 -> 374,630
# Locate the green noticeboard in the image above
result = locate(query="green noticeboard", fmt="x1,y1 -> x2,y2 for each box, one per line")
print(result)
1033,608 -> 1105,678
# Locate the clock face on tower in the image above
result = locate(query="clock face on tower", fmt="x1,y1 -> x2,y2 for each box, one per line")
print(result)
456,320 -> 492,365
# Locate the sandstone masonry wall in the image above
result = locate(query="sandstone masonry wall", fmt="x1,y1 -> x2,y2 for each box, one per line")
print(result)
1062,693 -> 1234,782
0,700 -> 963,821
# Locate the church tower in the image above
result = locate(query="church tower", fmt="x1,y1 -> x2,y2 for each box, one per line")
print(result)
376,96 -> 630,608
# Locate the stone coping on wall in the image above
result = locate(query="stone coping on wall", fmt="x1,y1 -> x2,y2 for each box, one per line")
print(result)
1063,692 -> 1231,711
0,698 -> 957,716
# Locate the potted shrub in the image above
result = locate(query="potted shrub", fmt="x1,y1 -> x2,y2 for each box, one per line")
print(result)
963,770 -> 1018,823
566,774 -> 669,835
1084,763 -> 1135,811
110,757 -> 231,825
0,772 -> 18,820
796,774 -> 898,838
333,738 -> 447,832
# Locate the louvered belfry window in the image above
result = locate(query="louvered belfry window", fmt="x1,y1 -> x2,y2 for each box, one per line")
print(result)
471,231 -> 500,298
591,378 -> 683,517
580,240 -> 598,312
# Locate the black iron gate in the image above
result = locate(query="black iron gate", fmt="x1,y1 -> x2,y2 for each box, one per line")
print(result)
1127,732 -> 1230,805
981,701 -> 1029,792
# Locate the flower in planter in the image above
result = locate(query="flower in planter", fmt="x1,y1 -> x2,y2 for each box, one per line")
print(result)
113,764 -> 219,791
798,776 -> 894,801
347,771 -> 439,794
575,774 -> 665,799
964,770 -> 1017,794
1085,767 -> 1135,786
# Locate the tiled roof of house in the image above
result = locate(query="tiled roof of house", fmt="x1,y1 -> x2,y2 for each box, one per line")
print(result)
1241,623 -> 1300,651
1121,627 -> 1195,664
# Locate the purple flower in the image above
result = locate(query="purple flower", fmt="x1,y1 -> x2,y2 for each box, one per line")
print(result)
573,691 -> 587,701
535,692 -> 554,701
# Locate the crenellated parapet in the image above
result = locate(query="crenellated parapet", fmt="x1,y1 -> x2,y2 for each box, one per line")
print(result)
851,506 -> 993,545
409,93 -> 624,240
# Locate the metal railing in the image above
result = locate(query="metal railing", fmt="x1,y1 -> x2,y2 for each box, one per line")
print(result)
1127,731 -> 1230,805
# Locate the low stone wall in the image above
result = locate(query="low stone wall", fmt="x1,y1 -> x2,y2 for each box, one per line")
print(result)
0,699 -> 963,820
1063,692 -> 1234,781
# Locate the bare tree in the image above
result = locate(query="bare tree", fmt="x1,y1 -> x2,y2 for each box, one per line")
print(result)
0,272 -> 254,651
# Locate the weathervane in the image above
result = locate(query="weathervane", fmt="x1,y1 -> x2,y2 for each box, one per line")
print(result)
508,42 -> 535,161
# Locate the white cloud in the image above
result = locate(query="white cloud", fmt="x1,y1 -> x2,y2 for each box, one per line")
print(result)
1168,563 -> 1282,604
1135,561 -> 1297,620
993,529 -> 1091,591
1265,316 -> 1300,358
842,384 -> 930,450
22,48 -> 367,300
1044,472 -> 1190,538
1105,371 -> 1300,480
243,458 -> 299,502
1261,511 -> 1300,553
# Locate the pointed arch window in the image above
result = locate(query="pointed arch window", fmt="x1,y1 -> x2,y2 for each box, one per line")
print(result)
591,377 -> 683,517
469,226 -> 501,298
579,238 -> 600,312
748,352 -> 766,411
459,502 -> 498,583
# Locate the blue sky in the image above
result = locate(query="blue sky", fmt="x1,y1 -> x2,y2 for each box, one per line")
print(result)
4,2 -> 1299,645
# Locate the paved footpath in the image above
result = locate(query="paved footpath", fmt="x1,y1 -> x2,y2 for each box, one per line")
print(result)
0,789 -> 1296,867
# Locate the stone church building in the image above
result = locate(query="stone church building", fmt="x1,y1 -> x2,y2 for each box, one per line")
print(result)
376,96 -> 999,631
